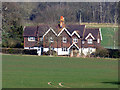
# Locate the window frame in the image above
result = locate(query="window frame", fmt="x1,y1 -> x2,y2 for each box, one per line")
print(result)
62,47 -> 68,51
49,37 -> 54,43
87,39 -> 93,44
28,37 -> 35,41
62,37 -> 67,43
73,38 -> 78,43
82,40 -> 85,44
40,37 -> 43,41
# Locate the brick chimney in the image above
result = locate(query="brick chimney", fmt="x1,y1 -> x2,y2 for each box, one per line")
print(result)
60,16 -> 65,28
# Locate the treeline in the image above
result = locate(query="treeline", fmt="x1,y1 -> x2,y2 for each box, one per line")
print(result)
2,2 -> 119,48
29,2 -> 118,24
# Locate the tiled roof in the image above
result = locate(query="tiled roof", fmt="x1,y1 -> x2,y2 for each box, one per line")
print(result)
23,24 -> 99,40
23,25 -> 50,37
38,25 -> 49,36
66,25 -> 85,37
83,28 -> 99,40
23,26 -> 38,37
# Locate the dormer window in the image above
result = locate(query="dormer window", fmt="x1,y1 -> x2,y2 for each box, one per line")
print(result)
62,37 -> 67,43
49,37 -> 53,42
73,38 -> 78,43
28,37 -> 35,41
97,38 -> 100,43
87,39 -> 93,44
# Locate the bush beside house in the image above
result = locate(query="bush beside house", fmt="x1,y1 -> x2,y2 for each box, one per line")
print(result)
91,47 -> 120,58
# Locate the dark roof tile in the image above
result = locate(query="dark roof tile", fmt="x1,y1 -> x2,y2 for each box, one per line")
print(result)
66,24 -> 85,37
38,25 -> 49,36
23,26 -> 38,37
84,28 -> 99,40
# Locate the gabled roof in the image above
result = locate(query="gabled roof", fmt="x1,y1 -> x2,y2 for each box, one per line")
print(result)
72,31 -> 80,38
85,33 -> 95,40
83,28 -> 99,40
23,26 -> 38,37
43,27 -> 57,37
66,24 -> 85,37
38,25 -> 50,37
58,27 -> 71,36
68,43 -> 79,50
23,24 -> 101,41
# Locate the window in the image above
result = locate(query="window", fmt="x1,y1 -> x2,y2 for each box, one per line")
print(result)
97,38 -> 100,43
62,37 -> 67,43
88,47 -> 92,52
40,37 -> 43,41
28,37 -> 35,41
87,39 -> 93,44
51,47 -> 54,50
62,47 -> 68,51
82,40 -> 85,44
73,38 -> 78,43
49,37 -> 54,42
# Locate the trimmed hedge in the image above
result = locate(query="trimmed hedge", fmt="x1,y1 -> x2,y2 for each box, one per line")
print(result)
2,48 -> 37,55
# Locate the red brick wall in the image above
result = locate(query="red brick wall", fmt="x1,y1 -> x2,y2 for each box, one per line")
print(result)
57,30 -> 71,48
72,34 -> 81,48
24,37 -> 37,47
82,33 -> 101,48
43,30 -> 57,48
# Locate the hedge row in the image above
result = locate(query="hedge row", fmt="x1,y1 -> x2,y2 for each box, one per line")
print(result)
2,48 -> 37,55
91,48 -> 120,58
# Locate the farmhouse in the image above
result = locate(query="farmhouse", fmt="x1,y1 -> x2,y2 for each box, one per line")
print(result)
23,16 -> 102,56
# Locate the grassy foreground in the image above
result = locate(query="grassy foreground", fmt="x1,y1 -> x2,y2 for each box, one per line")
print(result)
2,55 -> 118,88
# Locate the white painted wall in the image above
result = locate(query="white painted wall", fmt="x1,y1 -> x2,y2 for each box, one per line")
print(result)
37,48 -> 41,56
43,48 -> 69,55
24,47 -> 29,49
24,47 -> 42,56
43,48 -> 49,52
57,48 -> 69,55
24,47 -> 96,56
79,48 -> 96,56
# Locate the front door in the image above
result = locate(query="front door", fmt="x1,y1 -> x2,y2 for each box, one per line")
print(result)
70,47 -> 79,57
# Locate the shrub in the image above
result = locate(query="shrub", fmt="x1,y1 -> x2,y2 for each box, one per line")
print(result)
108,49 -> 120,58
94,47 -> 109,58
23,49 -> 37,55
2,48 -> 37,55
46,50 -> 57,56
2,48 -> 23,54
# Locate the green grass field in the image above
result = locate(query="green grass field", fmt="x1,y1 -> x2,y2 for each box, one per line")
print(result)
2,55 -> 118,88
101,27 -> 118,48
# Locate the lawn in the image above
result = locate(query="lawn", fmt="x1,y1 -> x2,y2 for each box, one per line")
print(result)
2,55 -> 118,88
100,27 -> 118,49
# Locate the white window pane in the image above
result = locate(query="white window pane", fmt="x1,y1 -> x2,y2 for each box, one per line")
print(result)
88,39 -> 92,44
82,41 -> 85,44
62,47 -> 67,51
49,37 -> 54,42
28,37 -> 35,41
63,37 -> 67,43
73,38 -> 78,43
